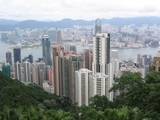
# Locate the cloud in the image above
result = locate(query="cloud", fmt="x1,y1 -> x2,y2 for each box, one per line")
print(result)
0,0 -> 160,20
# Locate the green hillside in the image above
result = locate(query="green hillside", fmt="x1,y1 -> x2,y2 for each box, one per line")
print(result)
0,72 -> 57,108
0,71 -> 160,120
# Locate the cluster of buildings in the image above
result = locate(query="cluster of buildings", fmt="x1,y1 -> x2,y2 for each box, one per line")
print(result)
119,54 -> 152,78
2,21 -> 160,49
1,20 -> 116,107
2,19 -> 160,107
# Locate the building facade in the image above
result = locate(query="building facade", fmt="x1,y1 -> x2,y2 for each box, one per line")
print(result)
13,48 -> 21,63
42,35 -> 51,65
92,33 -> 110,74
75,68 -> 93,106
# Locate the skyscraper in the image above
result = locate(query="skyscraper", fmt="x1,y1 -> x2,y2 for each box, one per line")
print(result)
111,50 -> 120,78
56,30 -> 63,43
6,51 -> 12,65
92,33 -> 110,74
42,35 -> 51,65
14,61 -> 21,80
31,61 -> 47,86
32,63 -> 39,84
75,68 -> 93,106
52,45 -> 83,100
37,61 -> 47,86
13,48 -> 21,63
69,55 -> 83,103
52,45 -> 64,96
83,49 -> 93,70
95,19 -> 102,35
23,61 -> 32,83
92,20 -> 113,101
14,61 -> 32,84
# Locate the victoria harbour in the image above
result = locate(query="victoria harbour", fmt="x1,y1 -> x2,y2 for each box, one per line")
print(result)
0,41 -> 159,62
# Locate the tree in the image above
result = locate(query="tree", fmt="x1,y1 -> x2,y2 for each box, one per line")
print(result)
145,71 -> 160,84
89,95 -> 112,111
111,72 -> 148,108
80,107 -> 104,120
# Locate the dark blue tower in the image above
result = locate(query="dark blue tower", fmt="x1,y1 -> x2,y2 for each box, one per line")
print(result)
42,35 -> 51,65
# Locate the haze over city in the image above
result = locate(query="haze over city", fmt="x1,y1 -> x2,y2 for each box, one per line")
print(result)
0,0 -> 160,119
1,0 -> 160,20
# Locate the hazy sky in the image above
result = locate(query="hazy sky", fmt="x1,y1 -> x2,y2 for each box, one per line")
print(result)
0,0 -> 160,20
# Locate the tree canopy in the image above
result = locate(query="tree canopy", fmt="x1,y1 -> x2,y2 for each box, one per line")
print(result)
0,71 -> 160,119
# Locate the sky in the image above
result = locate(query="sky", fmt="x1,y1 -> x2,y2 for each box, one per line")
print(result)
0,0 -> 160,20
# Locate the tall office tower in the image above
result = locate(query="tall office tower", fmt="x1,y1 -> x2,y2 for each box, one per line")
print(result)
111,50 -> 120,78
52,45 -> 84,99
52,45 -> 65,96
56,30 -> 63,43
93,33 -> 110,74
14,61 -> 32,83
32,61 -> 47,86
47,67 -> 53,85
83,49 -> 93,70
37,61 -> 47,86
92,32 -> 113,101
66,54 -> 84,103
14,62 -> 21,80
52,48 -> 71,97
62,56 -> 71,97
13,48 -> 21,63
75,68 -> 93,106
6,51 -> 12,65
53,50 -> 70,97
42,35 -> 51,65
95,19 -> 102,35
32,63 -> 39,85
23,61 -> 32,83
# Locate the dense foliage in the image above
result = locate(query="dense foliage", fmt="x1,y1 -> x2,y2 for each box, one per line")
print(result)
0,71 -> 160,119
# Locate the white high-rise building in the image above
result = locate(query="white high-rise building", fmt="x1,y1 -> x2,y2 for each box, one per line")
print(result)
31,63 -> 39,84
14,62 -> 21,80
75,68 -> 93,106
93,33 -> 110,74
111,50 -> 120,78
14,61 -> 32,84
92,73 -> 108,96
31,61 -> 47,86
22,61 -> 32,83
92,32 -> 114,101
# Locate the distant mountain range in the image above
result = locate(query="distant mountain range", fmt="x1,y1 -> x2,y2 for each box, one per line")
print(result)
0,16 -> 160,30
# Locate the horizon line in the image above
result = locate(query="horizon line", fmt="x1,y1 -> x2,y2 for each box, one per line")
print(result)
0,16 -> 160,22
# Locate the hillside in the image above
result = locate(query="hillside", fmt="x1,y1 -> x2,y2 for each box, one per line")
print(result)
1,16 -> 160,30
0,71 -> 159,119
0,72 -> 70,109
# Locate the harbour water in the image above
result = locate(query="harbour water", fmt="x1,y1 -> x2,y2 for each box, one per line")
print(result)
0,41 -> 159,63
